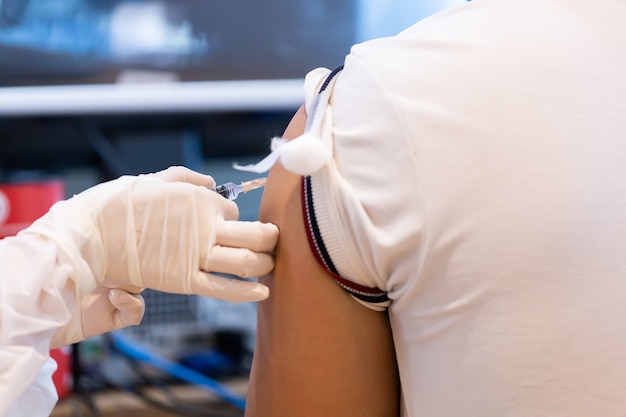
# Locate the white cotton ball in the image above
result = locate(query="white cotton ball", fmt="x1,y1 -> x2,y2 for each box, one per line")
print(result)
279,132 -> 330,176
270,136 -> 287,152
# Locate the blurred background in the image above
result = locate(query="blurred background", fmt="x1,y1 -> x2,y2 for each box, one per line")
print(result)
0,1 -> 465,416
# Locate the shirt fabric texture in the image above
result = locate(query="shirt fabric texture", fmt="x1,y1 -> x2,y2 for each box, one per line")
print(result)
300,0 -> 626,415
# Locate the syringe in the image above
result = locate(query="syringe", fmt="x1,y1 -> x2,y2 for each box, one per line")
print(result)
215,177 -> 267,200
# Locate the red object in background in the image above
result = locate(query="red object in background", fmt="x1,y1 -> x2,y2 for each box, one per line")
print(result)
0,177 -> 73,399
49,346 -> 73,399
0,179 -> 65,237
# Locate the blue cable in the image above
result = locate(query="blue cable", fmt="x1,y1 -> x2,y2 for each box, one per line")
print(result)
108,331 -> 247,410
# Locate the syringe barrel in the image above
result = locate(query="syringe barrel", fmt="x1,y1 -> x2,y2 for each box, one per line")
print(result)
215,182 -> 240,200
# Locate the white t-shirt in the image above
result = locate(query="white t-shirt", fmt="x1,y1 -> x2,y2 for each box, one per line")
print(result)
298,0 -> 626,415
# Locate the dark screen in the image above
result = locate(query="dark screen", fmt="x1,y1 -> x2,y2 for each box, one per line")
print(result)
0,0 -> 356,86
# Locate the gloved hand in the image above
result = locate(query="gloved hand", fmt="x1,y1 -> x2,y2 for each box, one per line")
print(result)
19,166 -> 278,302
50,286 -> 145,349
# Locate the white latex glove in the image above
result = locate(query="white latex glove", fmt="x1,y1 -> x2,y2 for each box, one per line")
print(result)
19,166 -> 278,302
50,287 -> 145,349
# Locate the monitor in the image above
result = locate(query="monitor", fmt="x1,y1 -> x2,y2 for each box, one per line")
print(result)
0,0 -> 356,115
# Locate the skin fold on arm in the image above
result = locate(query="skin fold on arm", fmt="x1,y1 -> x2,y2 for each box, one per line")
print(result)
245,105 -> 401,417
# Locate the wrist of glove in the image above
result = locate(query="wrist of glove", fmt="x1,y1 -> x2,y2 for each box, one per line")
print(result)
50,286 -> 145,349
20,166 -> 279,302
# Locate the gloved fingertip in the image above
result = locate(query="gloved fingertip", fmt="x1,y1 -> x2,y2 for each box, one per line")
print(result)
254,221 -> 280,250
260,221 -> 279,233
113,308 -> 143,328
242,283 -> 270,302
111,294 -> 145,328
108,288 -> 138,306
265,222 -> 280,240
198,272 -> 271,301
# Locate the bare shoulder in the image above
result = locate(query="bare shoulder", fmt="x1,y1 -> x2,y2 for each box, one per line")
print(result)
245,105 -> 400,417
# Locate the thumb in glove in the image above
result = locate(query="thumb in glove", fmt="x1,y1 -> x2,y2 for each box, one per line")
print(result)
50,286 -> 144,349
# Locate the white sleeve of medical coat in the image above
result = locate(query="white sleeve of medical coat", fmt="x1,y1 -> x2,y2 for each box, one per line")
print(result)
0,235 -> 95,417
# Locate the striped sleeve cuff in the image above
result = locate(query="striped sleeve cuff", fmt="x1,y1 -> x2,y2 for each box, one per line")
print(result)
302,175 -> 391,311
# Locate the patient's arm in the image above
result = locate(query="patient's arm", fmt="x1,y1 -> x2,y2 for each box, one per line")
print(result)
245,105 -> 400,417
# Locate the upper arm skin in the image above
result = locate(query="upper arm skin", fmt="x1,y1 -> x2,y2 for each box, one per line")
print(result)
245,105 -> 400,417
